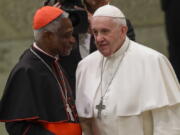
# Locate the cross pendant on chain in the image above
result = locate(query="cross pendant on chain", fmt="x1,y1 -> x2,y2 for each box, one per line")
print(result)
96,97 -> 106,119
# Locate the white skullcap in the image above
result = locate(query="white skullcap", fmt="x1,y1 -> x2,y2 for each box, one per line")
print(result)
93,5 -> 125,18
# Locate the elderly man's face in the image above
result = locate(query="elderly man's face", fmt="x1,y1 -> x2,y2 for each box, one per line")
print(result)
92,16 -> 126,57
51,18 -> 75,56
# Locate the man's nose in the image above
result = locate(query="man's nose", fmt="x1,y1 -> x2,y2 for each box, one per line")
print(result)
96,33 -> 104,43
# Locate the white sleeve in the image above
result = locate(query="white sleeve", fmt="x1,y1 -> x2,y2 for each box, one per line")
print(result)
152,104 -> 180,135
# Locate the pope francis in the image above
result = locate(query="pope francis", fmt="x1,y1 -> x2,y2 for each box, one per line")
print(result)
75,5 -> 180,135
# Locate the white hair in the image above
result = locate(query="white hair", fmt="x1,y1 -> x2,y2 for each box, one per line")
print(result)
33,12 -> 69,41
111,17 -> 127,26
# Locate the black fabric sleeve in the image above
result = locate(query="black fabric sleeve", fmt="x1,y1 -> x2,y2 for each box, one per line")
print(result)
160,0 -> 169,11
5,121 -> 54,135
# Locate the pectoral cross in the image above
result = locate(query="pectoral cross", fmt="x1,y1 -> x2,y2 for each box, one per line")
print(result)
66,103 -> 75,121
96,97 -> 106,119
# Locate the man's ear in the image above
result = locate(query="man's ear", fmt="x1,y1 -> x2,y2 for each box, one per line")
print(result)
121,26 -> 128,34
120,26 -> 128,39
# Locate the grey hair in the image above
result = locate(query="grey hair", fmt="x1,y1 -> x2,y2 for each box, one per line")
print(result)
112,17 -> 127,27
34,12 -> 69,41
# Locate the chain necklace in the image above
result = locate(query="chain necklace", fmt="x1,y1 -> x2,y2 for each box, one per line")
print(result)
96,41 -> 130,119
30,48 -> 75,121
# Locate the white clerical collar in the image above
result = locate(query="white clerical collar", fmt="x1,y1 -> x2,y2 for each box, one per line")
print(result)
107,37 -> 130,59
33,43 -> 59,60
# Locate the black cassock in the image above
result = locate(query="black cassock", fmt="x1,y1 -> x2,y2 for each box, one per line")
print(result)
0,46 -> 79,135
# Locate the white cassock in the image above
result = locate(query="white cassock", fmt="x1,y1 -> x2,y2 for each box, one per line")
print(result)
76,37 -> 180,135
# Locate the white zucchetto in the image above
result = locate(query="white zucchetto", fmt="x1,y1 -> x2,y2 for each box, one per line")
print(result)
93,5 -> 125,18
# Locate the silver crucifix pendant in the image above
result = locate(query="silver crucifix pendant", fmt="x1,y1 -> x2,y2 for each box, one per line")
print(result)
96,97 -> 106,119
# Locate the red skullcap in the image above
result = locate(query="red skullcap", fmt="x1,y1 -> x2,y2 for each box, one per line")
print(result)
33,6 -> 64,30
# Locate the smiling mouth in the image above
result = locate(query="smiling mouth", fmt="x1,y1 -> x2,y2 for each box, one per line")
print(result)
99,44 -> 108,48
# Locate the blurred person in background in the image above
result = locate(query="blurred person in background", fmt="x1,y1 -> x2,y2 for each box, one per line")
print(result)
161,0 -> 180,82
0,6 -> 81,135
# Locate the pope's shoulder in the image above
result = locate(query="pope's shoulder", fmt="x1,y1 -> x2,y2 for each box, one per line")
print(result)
128,40 -> 167,61
130,40 -> 163,55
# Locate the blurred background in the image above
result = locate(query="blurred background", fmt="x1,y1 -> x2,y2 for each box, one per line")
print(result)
0,0 -> 167,134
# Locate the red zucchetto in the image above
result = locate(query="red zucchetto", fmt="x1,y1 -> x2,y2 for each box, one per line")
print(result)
33,6 -> 64,30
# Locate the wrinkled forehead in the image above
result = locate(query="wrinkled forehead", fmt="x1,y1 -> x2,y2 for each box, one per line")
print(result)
91,16 -> 118,29
92,16 -> 114,22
